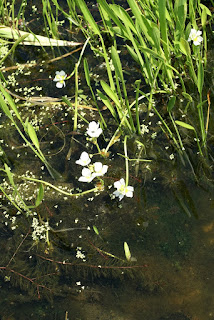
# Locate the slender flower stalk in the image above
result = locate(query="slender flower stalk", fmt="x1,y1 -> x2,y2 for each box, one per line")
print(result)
93,138 -> 102,154
124,136 -> 129,188
21,176 -> 98,196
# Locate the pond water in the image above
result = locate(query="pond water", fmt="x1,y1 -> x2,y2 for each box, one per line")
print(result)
0,1 -> 214,320
0,175 -> 214,320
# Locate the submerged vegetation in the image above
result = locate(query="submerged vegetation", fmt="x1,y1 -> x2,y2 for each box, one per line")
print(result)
0,0 -> 214,313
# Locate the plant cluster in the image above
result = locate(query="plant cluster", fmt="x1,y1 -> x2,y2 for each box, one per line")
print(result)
0,0 -> 213,303
73,0 -> 213,160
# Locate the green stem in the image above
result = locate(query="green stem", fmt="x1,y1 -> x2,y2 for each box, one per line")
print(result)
100,36 -> 115,91
20,176 -> 98,197
93,138 -> 101,154
124,136 -> 129,188
74,63 -> 78,132
135,80 -> 141,135
169,112 -> 184,151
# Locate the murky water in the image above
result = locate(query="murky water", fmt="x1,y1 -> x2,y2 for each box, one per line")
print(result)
1,167 -> 213,320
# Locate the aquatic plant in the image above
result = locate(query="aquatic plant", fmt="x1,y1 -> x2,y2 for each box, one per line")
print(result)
75,0 -> 213,160
0,0 -> 213,306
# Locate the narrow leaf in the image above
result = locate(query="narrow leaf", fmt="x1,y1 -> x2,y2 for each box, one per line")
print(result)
179,38 -> 191,56
197,60 -> 204,95
0,25 -> 82,46
167,96 -> 176,112
98,0 -> 125,34
199,4 -> 212,16
0,85 -> 21,121
84,58 -> 91,86
75,0 -> 100,35
175,120 -> 194,130
182,92 -> 193,102
35,183 -> 44,207
27,122 -> 40,150
93,225 -> 99,235
124,242 -> 132,261
4,164 -> 15,188
201,8 -> 207,27
126,45 -> 140,63
97,90 -> 117,118
0,92 -> 13,119
158,0 -> 170,60
110,4 -> 135,34
111,46 -> 123,81
100,80 -> 120,106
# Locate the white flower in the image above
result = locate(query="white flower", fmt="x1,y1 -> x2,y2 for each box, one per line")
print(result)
76,250 -> 85,259
188,29 -> 203,46
113,178 -> 134,201
76,152 -> 91,166
141,124 -> 149,135
169,153 -> 175,160
78,167 -> 95,183
53,70 -> 67,88
92,162 -> 108,177
86,121 -> 102,138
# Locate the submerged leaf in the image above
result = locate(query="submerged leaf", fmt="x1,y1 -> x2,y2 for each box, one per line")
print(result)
93,225 -> 99,235
35,184 -> 44,207
4,163 -> 15,188
0,85 -> 22,121
27,122 -> 40,150
124,242 -> 131,261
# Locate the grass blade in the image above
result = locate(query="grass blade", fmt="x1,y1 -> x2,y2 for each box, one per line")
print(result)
175,120 -> 195,130
35,184 -> 44,207
75,0 -> 100,35
27,122 -> 41,151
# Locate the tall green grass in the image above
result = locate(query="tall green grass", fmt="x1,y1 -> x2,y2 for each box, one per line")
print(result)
0,0 -> 213,159
74,0 -> 213,157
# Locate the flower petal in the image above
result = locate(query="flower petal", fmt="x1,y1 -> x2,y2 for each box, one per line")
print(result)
86,121 -> 103,138
58,70 -> 66,76
56,81 -> 64,88
114,178 -> 125,189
